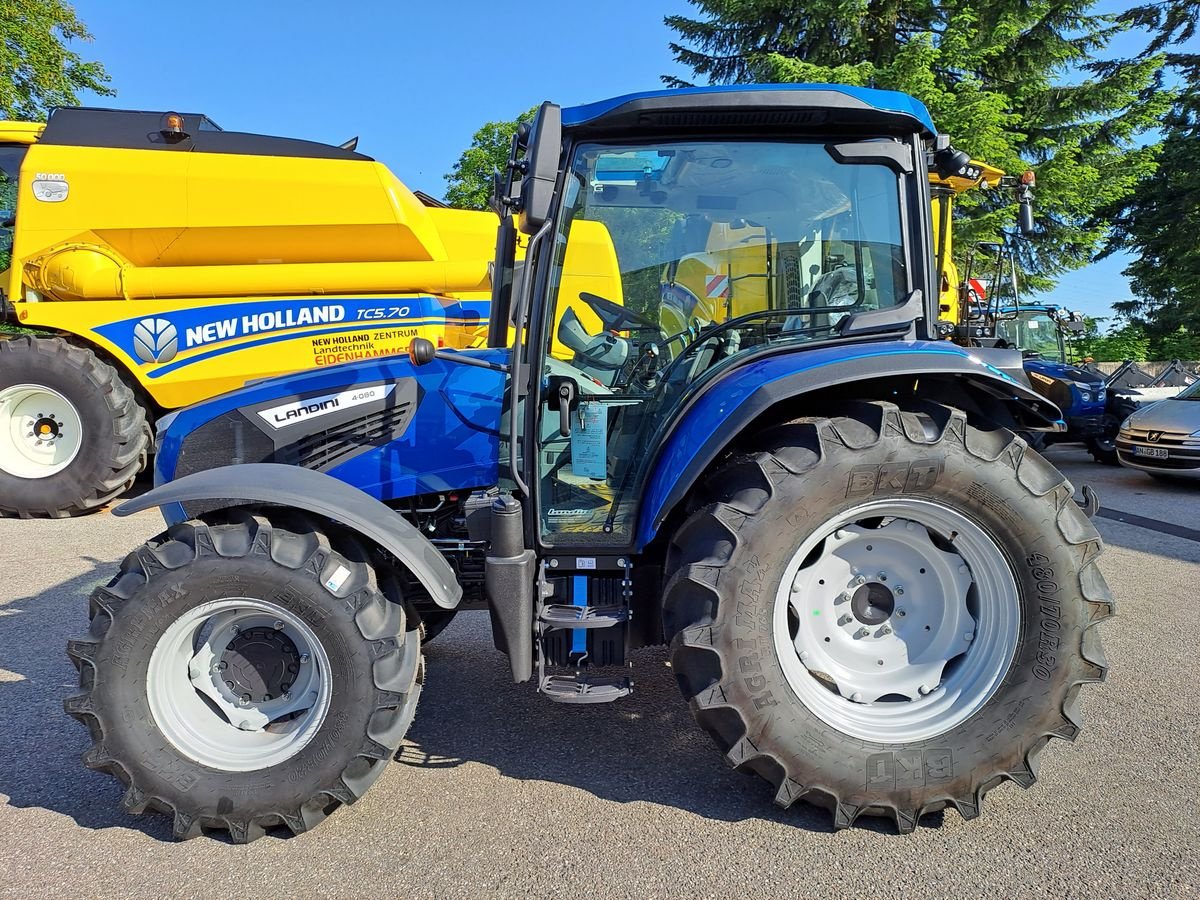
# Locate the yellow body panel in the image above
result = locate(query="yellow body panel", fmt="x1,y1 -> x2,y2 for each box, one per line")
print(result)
1,117 -> 500,410
929,160 -> 1006,326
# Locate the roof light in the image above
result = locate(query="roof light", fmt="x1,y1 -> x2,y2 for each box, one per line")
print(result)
1020,170 -> 1036,187
159,112 -> 188,141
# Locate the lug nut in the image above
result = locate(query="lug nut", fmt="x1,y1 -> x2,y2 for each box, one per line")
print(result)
854,627 -> 869,639
959,565 -> 969,574
854,575 -> 867,586
838,614 -> 853,626
896,608 -> 906,617
879,625 -> 892,636
799,651 -> 810,663
877,572 -> 888,582
230,624 -> 241,634
964,632 -> 974,642
299,653 -> 310,664
918,683 -> 935,696
238,695 -> 250,706
851,692 -> 864,703
895,586 -> 904,596
273,620 -> 285,630
835,592 -> 850,604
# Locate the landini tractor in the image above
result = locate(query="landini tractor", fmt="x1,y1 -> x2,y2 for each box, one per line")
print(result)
66,85 -> 1113,842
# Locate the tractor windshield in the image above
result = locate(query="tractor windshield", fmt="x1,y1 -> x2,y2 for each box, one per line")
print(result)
546,140 -> 909,369
534,139 -> 912,546
996,311 -> 1065,363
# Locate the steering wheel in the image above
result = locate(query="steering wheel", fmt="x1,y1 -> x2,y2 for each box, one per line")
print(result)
578,292 -> 660,333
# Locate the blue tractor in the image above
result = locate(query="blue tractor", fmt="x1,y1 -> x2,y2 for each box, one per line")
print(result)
992,303 -> 1109,455
65,86 -> 1112,841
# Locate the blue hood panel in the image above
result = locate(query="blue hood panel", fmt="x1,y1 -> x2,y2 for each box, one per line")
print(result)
156,350 -> 508,503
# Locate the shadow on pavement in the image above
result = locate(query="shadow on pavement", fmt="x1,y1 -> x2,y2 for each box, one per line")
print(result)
0,575 -> 922,842
0,559 -> 172,841
400,613 -> 928,836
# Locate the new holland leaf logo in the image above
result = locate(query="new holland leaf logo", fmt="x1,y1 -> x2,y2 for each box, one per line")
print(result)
133,318 -> 179,364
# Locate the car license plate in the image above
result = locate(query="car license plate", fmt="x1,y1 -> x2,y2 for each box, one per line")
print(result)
1133,446 -> 1169,460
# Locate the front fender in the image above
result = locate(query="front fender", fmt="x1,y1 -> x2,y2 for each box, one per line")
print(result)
115,463 -> 463,609
637,341 -> 1059,548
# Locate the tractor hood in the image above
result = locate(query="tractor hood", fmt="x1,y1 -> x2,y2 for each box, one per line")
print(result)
154,349 -> 508,508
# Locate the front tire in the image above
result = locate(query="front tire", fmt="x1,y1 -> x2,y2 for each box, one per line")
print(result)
663,401 -> 1113,832
65,513 -> 422,842
0,336 -> 148,517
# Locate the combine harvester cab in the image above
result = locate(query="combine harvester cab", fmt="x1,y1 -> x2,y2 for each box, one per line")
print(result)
0,108 -> 497,516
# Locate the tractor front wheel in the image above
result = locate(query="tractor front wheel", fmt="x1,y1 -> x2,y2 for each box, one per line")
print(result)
663,401 -> 1113,832
66,512 -> 423,842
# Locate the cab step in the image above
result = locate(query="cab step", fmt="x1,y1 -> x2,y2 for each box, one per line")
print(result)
538,603 -> 630,630
539,673 -> 633,704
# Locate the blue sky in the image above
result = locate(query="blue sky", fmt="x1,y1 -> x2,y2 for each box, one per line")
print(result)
70,0 -> 1192,322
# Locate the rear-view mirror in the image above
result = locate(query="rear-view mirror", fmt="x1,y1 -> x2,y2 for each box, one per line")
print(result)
518,102 -> 562,235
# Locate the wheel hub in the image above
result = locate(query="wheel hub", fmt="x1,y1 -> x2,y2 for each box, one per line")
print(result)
0,384 -> 83,478
221,627 -> 301,704
147,598 -> 331,772
32,415 -> 63,443
850,581 -> 894,626
775,500 -> 1020,743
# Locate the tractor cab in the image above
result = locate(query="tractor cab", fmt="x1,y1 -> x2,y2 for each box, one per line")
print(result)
486,90 -> 943,552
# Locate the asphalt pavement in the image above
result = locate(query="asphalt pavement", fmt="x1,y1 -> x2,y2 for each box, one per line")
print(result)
0,445 -> 1196,899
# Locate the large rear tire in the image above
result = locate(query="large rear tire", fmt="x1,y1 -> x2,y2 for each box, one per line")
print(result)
663,401 -> 1113,832
0,335 -> 148,517
65,512 -> 422,842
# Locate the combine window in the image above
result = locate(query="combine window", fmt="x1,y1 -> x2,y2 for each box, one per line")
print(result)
0,145 -> 26,265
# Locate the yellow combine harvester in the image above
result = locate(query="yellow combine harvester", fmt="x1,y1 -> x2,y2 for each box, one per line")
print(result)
0,108 -> 501,517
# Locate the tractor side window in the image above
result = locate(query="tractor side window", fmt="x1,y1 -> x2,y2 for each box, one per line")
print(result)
535,139 -> 909,546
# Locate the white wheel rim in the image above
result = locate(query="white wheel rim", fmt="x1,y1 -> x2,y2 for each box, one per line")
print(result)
0,384 -> 83,478
147,598 -> 333,772
773,499 -> 1020,743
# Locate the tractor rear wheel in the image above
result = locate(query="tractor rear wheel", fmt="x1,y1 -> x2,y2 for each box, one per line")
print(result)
0,335 -> 148,517
663,401 -> 1113,832
66,512 -> 422,842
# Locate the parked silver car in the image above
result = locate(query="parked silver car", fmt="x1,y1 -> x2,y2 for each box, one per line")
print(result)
1116,380 -> 1200,478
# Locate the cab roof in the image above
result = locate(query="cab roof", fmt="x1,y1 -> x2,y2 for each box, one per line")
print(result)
561,84 -> 937,138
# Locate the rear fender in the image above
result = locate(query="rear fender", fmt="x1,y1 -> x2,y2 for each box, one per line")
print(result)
115,463 -> 463,609
637,341 -> 1060,548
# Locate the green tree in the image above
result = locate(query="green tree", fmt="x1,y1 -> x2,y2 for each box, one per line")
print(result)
0,1 -> 111,276
1102,2 -> 1199,346
663,1 -> 1170,290
1074,318 -> 1150,363
443,107 -> 537,210
0,0 -> 112,120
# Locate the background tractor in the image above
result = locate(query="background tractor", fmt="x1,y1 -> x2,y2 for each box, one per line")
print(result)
66,84 -> 1112,842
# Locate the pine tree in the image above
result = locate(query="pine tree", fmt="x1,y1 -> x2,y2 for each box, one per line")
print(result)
1105,1 -> 1200,341
664,1 -> 1170,289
